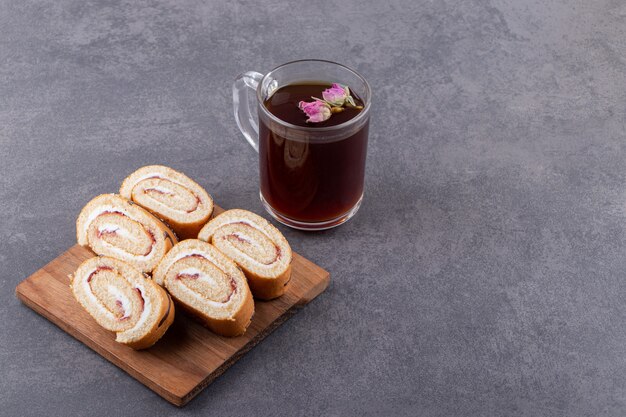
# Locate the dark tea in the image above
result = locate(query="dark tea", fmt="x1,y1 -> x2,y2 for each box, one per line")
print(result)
259,82 -> 368,224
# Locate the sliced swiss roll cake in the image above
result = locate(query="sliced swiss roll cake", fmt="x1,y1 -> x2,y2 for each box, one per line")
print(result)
153,239 -> 254,337
70,256 -> 175,350
198,209 -> 292,300
120,165 -> 214,240
77,194 -> 177,273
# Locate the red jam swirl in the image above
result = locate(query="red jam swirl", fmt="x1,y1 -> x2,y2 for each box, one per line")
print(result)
94,211 -> 156,256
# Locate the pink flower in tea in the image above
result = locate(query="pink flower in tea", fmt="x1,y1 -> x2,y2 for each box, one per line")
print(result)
322,83 -> 349,106
298,100 -> 331,123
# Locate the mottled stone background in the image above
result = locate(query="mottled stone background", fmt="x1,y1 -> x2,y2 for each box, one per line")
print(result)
2,0 -> 626,416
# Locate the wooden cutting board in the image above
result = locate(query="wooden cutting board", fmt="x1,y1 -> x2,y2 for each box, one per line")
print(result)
14,206 -> 330,407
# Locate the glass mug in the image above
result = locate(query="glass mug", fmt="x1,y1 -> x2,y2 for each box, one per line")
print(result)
233,59 -> 371,231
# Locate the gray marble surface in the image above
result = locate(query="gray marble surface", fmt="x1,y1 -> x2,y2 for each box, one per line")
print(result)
2,0 -> 626,415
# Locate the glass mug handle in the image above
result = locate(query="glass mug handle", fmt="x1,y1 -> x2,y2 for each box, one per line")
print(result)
233,71 -> 264,153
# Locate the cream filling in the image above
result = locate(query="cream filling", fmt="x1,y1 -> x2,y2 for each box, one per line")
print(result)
131,171 -> 191,191
145,184 -> 174,195
124,282 -> 152,333
98,238 -> 157,264
98,223 -> 131,239
108,284 -> 132,320
214,219 -> 285,270
82,204 -> 131,238
101,244 -> 155,263
143,191 -> 202,216
82,273 -> 116,322
175,267 -> 234,308
130,171 -> 169,186
157,250 -> 203,280
98,223 -> 148,251
131,172 -> 207,215
169,249 -> 204,265
229,231 -> 253,242
81,273 -> 131,322
85,206 -> 157,264
162,250 -> 237,308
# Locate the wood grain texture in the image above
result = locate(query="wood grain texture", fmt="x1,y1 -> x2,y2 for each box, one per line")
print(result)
14,207 -> 330,406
